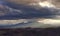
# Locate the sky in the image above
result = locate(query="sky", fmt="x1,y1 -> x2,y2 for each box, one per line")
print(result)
0,0 -> 60,28
0,0 -> 59,19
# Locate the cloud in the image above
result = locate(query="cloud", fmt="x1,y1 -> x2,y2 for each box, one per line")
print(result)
0,0 -> 60,28
0,0 -> 60,19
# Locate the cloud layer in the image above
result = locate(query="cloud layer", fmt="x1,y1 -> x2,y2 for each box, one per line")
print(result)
0,0 -> 60,19
0,0 -> 60,28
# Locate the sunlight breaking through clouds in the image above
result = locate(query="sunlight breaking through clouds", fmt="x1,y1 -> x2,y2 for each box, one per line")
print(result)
38,1 -> 56,8
37,19 -> 60,26
0,0 -> 60,28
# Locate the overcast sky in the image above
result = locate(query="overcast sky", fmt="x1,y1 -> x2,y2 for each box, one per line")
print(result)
0,0 -> 60,28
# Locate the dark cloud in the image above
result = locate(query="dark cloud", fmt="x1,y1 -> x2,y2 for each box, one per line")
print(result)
0,0 -> 60,19
0,0 -> 60,28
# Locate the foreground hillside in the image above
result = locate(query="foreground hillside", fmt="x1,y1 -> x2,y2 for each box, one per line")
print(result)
0,27 -> 60,36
